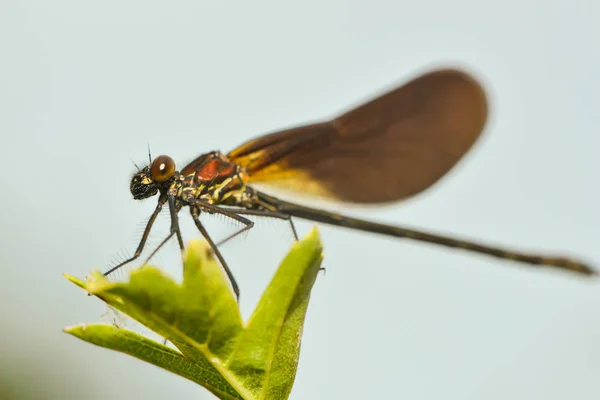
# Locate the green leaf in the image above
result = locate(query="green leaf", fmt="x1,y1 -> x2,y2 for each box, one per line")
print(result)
227,228 -> 323,398
65,227 -> 324,400
64,324 -> 242,400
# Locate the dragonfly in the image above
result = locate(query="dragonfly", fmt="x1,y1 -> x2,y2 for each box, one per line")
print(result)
104,68 -> 596,300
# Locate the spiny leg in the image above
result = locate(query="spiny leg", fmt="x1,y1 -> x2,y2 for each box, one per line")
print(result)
169,194 -> 185,250
142,194 -> 185,265
185,201 -> 256,248
104,193 -> 167,277
190,206 -> 246,301
212,207 -> 298,246
215,208 -> 329,273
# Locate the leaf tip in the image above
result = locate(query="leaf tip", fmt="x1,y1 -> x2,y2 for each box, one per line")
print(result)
183,239 -> 215,266
63,324 -> 88,336
296,226 -> 324,257
307,225 -> 321,240
64,273 -> 86,286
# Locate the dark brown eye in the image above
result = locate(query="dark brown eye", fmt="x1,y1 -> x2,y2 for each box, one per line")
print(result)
150,155 -> 176,182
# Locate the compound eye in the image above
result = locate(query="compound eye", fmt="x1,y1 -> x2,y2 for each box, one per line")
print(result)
150,155 -> 176,182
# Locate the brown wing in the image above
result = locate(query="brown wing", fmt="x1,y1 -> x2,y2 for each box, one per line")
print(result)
228,68 -> 488,204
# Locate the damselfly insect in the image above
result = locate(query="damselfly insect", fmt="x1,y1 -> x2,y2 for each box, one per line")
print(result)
104,68 -> 596,299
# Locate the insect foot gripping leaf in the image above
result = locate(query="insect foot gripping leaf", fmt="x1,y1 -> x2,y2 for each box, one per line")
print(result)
64,227 -> 324,400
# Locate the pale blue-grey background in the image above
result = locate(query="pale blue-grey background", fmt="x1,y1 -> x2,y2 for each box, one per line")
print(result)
1,1 -> 599,399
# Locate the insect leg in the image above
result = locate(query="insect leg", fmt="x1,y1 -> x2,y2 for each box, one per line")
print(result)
215,208 -> 327,273
142,194 -> 185,265
190,206 -> 245,301
214,207 -> 299,244
189,201 -> 257,248
103,193 -> 167,276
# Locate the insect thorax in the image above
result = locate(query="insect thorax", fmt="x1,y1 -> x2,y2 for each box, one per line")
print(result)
178,153 -> 250,206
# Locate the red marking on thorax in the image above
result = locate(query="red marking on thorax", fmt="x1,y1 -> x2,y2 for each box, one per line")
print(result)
195,158 -> 237,182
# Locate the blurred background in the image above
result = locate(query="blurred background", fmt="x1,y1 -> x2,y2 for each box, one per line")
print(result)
1,1 -> 599,399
